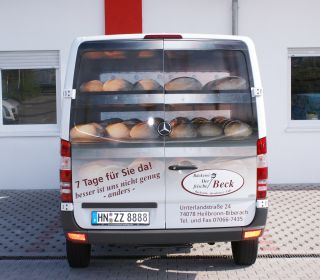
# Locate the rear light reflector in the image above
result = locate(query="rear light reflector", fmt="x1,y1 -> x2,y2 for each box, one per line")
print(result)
60,169 -> 72,182
67,232 -> 88,243
257,137 -> 268,199
257,167 -> 268,180
61,192 -> 73,203
144,34 -> 182,39
60,139 -> 72,203
257,137 -> 267,155
243,229 -> 263,239
61,139 -> 71,157
256,189 -> 267,199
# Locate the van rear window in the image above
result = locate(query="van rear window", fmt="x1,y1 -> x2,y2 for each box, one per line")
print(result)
70,40 -> 257,145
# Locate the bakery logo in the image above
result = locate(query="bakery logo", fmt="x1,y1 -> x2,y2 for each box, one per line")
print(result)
182,169 -> 244,197
157,122 -> 171,136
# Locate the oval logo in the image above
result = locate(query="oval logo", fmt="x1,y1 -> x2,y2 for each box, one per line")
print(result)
182,169 -> 244,197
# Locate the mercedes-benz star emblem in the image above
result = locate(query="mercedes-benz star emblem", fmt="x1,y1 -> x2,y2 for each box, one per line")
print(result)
158,122 -> 171,136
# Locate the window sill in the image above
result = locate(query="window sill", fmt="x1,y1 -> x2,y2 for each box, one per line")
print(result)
0,127 -> 60,137
286,121 -> 320,132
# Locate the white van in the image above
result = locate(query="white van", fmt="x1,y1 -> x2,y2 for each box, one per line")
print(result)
60,34 -> 268,268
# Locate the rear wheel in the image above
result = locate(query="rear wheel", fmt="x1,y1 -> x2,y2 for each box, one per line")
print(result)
231,239 -> 258,265
66,239 -> 91,268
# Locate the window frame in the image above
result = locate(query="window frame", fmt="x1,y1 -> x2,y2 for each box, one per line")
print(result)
287,48 -> 320,132
0,65 -> 60,137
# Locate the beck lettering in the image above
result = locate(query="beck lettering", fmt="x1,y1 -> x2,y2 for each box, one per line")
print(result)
212,180 -> 234,188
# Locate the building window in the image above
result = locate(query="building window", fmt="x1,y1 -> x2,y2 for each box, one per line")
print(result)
0,50 -> 60,135
2,69 -> 56,125
290,54 -> 320,121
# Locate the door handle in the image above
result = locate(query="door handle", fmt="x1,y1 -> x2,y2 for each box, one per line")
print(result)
168,165 -> 197,171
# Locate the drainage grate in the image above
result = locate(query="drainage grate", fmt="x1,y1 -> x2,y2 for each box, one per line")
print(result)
1,253 -> 320,261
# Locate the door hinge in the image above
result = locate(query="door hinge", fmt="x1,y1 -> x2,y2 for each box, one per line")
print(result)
251,87 -> 263,97
63,89 -> 76,99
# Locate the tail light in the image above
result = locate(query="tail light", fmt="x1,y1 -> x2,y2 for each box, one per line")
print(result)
67,232 -> 88,243
60,139 -> 72,202
243,229 -> 263,239
257,137 -> 268,199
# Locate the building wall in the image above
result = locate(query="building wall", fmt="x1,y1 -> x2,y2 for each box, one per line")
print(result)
1,0 -> 319,188
0,0 -> 104,189
143,0 -> 320,184
239,0 -> 320,183
142,0 -> 232,35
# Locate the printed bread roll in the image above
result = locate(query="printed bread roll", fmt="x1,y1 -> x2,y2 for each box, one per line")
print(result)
191,117 -> 208,128
105,122 -> 130,139
70,123 -> 104,140
80,80 -> 103,92
139,117 -> 164,128
198,123 -> 223,137
133,79 -> 163,91
78,160 -> 116,179
104,51 -> 126,59
169,117 -> 190,128
170,124 -> 197,138
224,120 -> 253,138
165,51 -> 178,59
212,116 -> 228,123
130,123 -> 158,139
100,118 -> 123,127
83,52 -> 105,59
212,116 -> 232,128
138,50 -> 155,58
203,76 -> 247,91
122,118 -> 141,128
103,79 -> 133,91
78,163 -> 104,180
165,77 -> 202,91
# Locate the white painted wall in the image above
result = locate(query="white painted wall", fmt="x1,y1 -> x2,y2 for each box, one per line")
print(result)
239,0 -> 320,183
0,0 -> 104,189
143,0 -> 232,35
143,0 -> 320,184
0,137 -> 59,189
1,0 -> 319,187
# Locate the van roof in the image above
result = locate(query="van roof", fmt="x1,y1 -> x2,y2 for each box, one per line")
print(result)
74,33 -> 254,45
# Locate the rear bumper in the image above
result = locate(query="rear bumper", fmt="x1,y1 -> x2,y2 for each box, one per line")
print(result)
61,208 -> 267,244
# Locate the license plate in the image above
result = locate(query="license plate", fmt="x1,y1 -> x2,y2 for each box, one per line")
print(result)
91,211 -> 150,225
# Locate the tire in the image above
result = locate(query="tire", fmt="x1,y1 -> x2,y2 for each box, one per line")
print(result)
231,238 -> 259,266
66,239 -> 91,268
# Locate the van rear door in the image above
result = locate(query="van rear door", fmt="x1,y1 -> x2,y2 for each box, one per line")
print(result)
70,40 -> 167,230
163,39 -> 258,229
